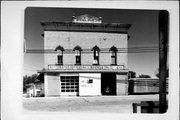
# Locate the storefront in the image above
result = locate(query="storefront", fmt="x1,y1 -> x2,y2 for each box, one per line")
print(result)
39,65 -> 128,97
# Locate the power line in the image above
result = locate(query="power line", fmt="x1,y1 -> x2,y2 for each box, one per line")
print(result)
25,47 -> 160,54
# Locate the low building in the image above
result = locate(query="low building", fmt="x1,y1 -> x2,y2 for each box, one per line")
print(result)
26,74 -> 44,97
128,78 -> 168,94
26,83 -> 35,97
38,14 -> 131,97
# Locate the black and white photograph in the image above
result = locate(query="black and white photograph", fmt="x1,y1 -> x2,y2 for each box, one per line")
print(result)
1,1 -> 179,120
23,7 -> 167,113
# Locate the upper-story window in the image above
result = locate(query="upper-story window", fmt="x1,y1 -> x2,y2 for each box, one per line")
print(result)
110,46 -> 118,65
91,45 -> 100,65
55,45 -> 64,65
73,45 -> 82,65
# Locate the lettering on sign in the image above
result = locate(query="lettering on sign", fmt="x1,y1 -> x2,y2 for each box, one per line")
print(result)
48,65 -> 124,71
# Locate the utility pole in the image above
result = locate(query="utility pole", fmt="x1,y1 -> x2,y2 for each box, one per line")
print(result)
159,10 -> 168,113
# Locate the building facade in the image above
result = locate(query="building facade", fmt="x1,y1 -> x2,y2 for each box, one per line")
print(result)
38,14 -> 131,97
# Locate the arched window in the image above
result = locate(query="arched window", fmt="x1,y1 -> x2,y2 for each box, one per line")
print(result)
109,46 -> 118,65
91,45 -> 100,65
55,45 -> 64,65
73,45 -> 82,65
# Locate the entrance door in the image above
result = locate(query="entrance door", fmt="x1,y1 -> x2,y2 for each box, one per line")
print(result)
60,76 -> 79,96
101,73 -> 116,95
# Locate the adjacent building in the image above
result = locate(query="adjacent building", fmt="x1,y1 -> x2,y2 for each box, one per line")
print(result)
38,14 -> 131,97
26,74 -> 44,97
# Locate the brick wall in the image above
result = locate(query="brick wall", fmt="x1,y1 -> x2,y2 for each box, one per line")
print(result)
44,31 -> 128,68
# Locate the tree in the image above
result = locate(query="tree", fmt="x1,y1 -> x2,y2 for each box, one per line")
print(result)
31,74 -> 38,82
128,71 -> 136,79
155,68 -> 169,78
138,74 -> 151,78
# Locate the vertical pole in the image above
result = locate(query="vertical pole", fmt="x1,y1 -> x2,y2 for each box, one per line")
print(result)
24,39 -> 26,53
159,10 -> 168,113
132,103 -> 137,113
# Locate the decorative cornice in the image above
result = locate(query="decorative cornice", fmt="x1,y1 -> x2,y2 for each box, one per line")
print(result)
40,21 -> 131,33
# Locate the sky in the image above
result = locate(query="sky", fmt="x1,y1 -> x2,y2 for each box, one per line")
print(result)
24,7 -> 160,78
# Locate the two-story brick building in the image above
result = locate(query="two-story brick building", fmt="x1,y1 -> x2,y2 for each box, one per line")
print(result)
38,14 -> 131,97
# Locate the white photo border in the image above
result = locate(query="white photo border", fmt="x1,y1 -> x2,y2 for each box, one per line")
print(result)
1,1 -> 179,120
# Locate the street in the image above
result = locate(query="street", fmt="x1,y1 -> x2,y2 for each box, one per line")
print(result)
23,95 -> 159,113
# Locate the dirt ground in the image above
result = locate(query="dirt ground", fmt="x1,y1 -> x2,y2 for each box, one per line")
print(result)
23,95 -> 159,113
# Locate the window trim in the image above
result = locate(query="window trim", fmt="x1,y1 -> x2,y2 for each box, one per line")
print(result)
57,54 -> 63,65
75,50 -> 81,65
93,50 -> 99,65
55,45 -> 64,65
111,51 -> 117,65
73,45 -> 82,65
92,45 -> 100,65
109,46 -> 118,65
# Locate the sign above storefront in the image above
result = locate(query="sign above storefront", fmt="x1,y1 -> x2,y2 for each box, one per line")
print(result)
72,14 -> 102,23
48,65 -> 124,71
